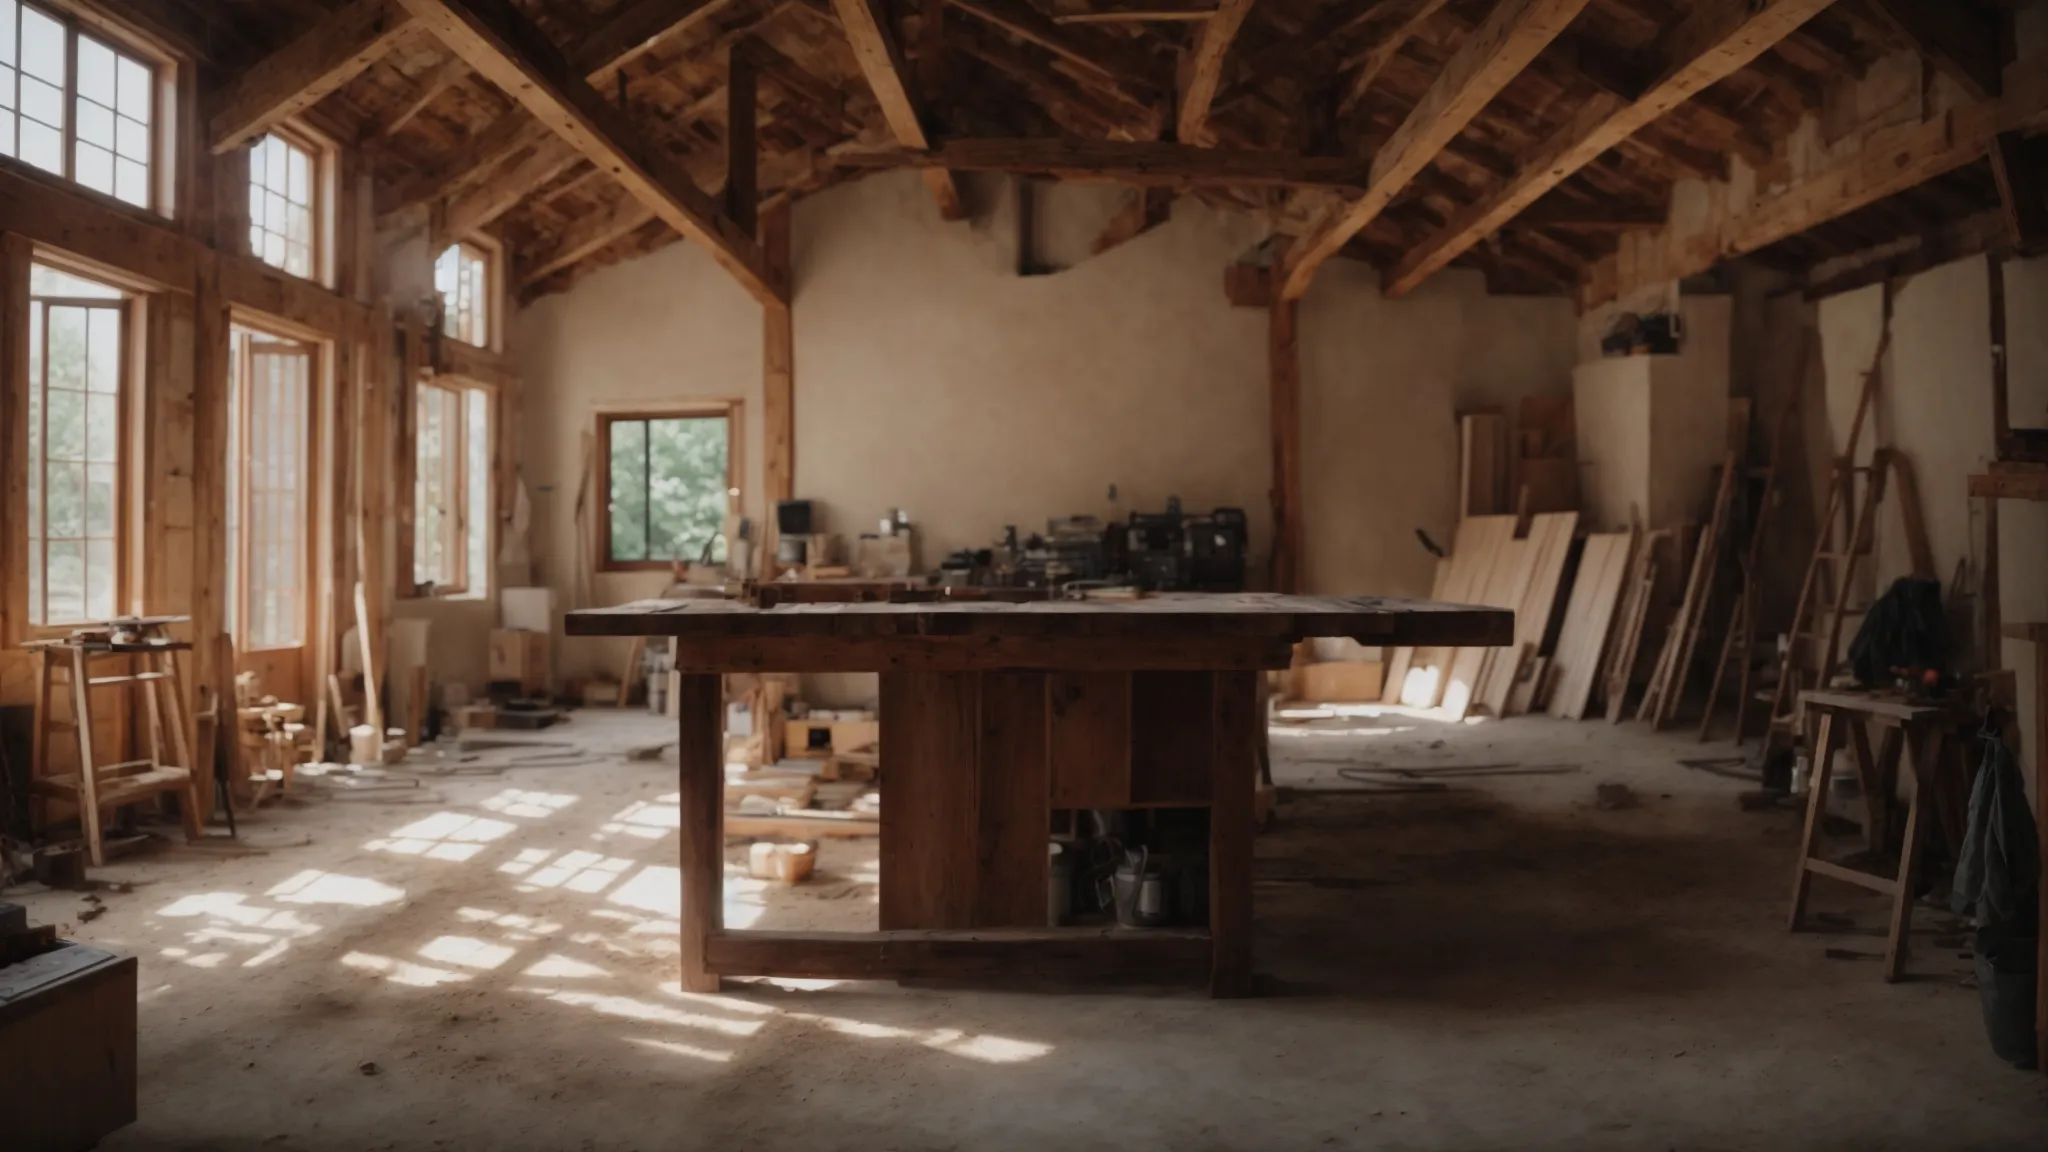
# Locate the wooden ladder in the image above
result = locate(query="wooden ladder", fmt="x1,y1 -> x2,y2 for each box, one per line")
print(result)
1762,294 -> 1896,754
1700,336 -> 1810,743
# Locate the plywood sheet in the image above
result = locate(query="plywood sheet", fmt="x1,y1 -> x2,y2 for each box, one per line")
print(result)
1400,517 -> 1514,708
1445,533 -> 1527,720
1382,556 -> 1450,704
1548,533 -> 1634,720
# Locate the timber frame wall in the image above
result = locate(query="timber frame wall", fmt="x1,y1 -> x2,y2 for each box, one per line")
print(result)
0,0 -> 521,818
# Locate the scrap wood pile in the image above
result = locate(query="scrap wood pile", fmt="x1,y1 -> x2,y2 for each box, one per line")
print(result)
721,673 -> 880,845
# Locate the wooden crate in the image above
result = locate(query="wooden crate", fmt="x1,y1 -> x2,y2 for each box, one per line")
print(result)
0,944 -> 137,1150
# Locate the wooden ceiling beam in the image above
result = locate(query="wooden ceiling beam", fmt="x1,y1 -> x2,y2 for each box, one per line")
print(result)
1517,200 -> 1667,230
831,0 -> 966,220
835,138 -> 1375,191
209,0 -> 418,153
1337,0 -> 1451,117
1583,58 -> 2048,306
568,0 -> 740,80
944,0 -> 1163,93
1990,131 -> 2048,253
378,115 -> 551,218
1282,0 -> 1592,301
1054,0 -> 1220,22
376,55 -> 471,140
1175,0 -> 1257,146
1381,0 -> 1840,298
400,0 -> 780,304
436,136 -> 581,243
1864,0 -> 2001,101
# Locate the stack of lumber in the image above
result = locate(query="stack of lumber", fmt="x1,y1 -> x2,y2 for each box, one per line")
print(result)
1383,511 -> 1579,720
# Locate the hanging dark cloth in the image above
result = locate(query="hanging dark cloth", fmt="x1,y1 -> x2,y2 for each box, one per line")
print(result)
1951,725 -> 2040,1070
1845,576 -> 1948,687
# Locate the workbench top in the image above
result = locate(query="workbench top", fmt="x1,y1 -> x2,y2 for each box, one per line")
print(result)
566,592 -> 1512,647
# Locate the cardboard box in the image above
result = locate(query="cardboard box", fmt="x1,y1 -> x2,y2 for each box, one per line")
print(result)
784,718 -> 881,758
488,629 -> 550,696
1294,661 -> 1385,703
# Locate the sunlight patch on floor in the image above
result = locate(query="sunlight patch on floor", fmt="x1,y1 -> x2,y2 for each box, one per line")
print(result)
598,798 -> 680,841
266,869 -> 406,908
365,812 -> 519,862
625,1036 -> 732,1063
419,935 -> 518,970
342,950 -> 472,988
480,788 -> 581,819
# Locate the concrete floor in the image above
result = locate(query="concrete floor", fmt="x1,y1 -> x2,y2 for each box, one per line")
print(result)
10,706 -> 2046,1151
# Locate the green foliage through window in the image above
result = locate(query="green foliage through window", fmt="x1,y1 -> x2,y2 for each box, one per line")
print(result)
607,415 -> 729,565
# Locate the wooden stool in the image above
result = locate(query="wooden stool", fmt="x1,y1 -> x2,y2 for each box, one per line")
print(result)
28,629 -> 204,867
1787,690 -> 1966,982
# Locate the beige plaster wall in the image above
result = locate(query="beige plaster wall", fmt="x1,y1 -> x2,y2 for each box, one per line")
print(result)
513,171 -> 1577,684
1815,254 -> 2048,793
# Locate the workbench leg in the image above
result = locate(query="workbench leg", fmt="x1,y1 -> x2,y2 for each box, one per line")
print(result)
675,673 -> 724,994
2034,643 -> 2048,1076
1788,710 -> 1838,931
1209,670 -> 1258,998
1883,726 -> 1934,984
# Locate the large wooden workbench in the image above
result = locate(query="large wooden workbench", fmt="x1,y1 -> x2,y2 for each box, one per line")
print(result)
567,594 -> 1510,996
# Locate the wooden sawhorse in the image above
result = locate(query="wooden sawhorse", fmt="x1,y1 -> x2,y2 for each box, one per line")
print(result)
1788,690 -> 1967,982
28,632 -> 204,867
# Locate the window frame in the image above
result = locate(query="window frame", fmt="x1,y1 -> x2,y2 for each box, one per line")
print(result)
0,0 -> 172,214
245,121 -> 335,287
434,237 -> 499,352
20,255 -> 136,631
410,374 -> 496,599
595,404 -> 741,574
225,323 -> 317,653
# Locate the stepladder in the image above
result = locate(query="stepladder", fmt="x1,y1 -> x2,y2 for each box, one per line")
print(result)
28,621 -> 205,868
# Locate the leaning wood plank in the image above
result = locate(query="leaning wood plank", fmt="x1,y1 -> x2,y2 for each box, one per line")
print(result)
1177,0 -> 1258,146
1382,556 -> 1449,704
1485,512 -> 1577,715
1604,548 -> 1658,723
209,0 -> 417,153
879,672 -> 981,929
1444,531 -> 1526,720
1548,532 -> 1632,720
1382,0 -> 1839,296
676,673 -> 724,992
702,927 -> 1212,982
1401,519 -> 1512,708
399,0 -> 781,305
831,0 -> 966,220
1281,0 -> 1592,301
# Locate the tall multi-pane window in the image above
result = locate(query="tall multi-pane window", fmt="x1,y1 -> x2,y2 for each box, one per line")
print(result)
27,263 -> 126,626
413,380 -> 491,596
226,326 -> 311,650
435,242 -> 490,348
0,1 -> 156,209
249,131 -> 316,279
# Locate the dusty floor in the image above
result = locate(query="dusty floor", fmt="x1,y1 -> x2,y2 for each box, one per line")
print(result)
10,706 -> 2047,1151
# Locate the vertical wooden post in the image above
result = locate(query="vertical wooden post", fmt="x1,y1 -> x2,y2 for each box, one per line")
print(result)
0,234 -> 31,644
761,202 -> 793,572
1269,295 -> 1304,593
189,261 -> 231,819
1209,670 -> 1258,997
726,45 -> 758,242
2033,639 -> 2048,1076
675,671 -> 724,993
357,305 -> 393,734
